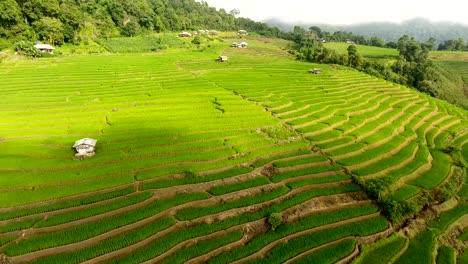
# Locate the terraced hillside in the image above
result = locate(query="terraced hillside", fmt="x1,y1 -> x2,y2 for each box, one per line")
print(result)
0,39 -> 466,263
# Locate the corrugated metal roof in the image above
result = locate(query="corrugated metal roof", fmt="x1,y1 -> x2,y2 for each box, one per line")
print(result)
34,44 -> 55,50
73,138 -> 97,148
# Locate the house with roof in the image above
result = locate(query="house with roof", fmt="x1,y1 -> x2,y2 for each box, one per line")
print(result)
239,42 -> 248,48
218,55 -> 228,62
238,30 -> 248,35
73,138 -> 97,158
34,44 -> 55,54
179,32 -> 192,37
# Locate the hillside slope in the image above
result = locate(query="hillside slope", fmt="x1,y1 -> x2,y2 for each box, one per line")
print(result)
0,39 -> 466,263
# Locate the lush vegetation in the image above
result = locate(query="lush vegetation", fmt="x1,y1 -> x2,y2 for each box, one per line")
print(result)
354,234 -> 407,264
0,0 -> 282,46
0,36 -> 465,264
394,230 -> 435,264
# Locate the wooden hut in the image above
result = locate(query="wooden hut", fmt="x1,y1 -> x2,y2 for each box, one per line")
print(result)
73,138 -> 97,158
218,56 -> 228,62
34,44 -> 55,54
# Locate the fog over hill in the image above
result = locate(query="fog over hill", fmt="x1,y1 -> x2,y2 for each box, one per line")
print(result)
265,18 -> 468,43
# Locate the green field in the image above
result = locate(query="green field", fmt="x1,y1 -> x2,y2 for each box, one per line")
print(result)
0,36 -> 466,263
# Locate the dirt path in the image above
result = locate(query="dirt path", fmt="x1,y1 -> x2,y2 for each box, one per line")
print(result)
8,174 -> 354,263
232,212 -> 382,264
79,187 -> 362,264
185,195 -> 370,264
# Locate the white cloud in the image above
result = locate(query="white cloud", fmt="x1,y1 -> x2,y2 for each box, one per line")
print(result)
202,0 -> 468,25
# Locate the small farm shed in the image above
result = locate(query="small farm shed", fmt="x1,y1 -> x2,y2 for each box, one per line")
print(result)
231,42 -> 239,47
179,31 -> 192,37
238,30 -> 248,35
239,42 -> 248,48
34,44 -> 55,54
310,68 -> 323,74
218,55 -> 228,62
73,138 -> 97,158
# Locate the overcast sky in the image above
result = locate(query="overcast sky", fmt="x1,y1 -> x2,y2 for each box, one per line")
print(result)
202,0 -> 468,25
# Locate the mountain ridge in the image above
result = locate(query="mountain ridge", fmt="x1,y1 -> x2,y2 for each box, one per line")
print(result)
265,18 -> 468,43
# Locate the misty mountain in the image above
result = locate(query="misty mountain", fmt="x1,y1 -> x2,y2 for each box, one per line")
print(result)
265,18 -> 468,43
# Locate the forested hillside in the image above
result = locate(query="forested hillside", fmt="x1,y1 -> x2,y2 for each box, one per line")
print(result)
0,0 -> 279,46
268,18 -> 468,44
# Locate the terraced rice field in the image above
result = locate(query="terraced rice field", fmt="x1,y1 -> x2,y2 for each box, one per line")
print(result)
0,40 -> 466,263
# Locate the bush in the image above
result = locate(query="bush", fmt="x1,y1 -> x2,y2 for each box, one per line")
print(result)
0,38 -> 12,51
13,41 -> 42,58
268,212 -> 282,231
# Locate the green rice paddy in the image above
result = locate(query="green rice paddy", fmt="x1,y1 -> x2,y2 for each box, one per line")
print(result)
0,37 -> 466,263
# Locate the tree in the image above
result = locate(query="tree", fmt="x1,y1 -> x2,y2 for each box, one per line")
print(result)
347,45 -> 363,69
370,37 -> 385,47
33,17 -> 64,45
268,212 -> 282,231
229,9 -> 240,17
191,35 -> 202,48
385,41 -> 397,49
422,37 -> 436,51
309,26 -> 322,38
121,18 -> 141,37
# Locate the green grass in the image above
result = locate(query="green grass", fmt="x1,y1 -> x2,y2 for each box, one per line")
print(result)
209,205 -> 381,263
354,234 -> 407,264
0,235 -> 16,247
394,230 -> 435,264
209,176 -> 271,196
271,165 -> 342,183
2,192 -> 210,256
34,191 -> 153,228
160,230 -> 244,264
140,167 -> 253,190
429,202 -> 468,230
33,217 -> 176,264
324,42 -> 399,61
457,247 -> 468,264
459,227 -> 468,241
0,217 -> 41,234
389,185 -> 421,201
291,239 -> 356,264
176,186 -> 290,221
436,246 -> 455,264
251,216 -> 388,264
0,37 -> 466,263
286,173 -> 351,189
0,186 -> 135,220
272,155 -> 329,168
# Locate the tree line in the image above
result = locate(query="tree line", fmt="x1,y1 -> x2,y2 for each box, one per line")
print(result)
294,27 -> 465,108
0,0 -> 282,48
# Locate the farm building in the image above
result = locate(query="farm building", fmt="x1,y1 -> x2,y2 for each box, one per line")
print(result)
231,42 -> 239,48
238,30 -> 248,35
34,44 -> 55,54
179,32 -> 192,37
73,138 -> 97,158
310,68 -> 323,74
218,56 -> 228,62
239,42 -> 248,48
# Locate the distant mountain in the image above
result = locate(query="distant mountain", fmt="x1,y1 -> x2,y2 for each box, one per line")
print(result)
265,18 -> 468,44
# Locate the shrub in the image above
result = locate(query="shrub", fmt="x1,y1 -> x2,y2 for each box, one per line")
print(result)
14,41 -> 43,58
268,212 -> 282,231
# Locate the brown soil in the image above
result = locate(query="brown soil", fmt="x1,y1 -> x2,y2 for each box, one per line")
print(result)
233,212 -> 382,264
